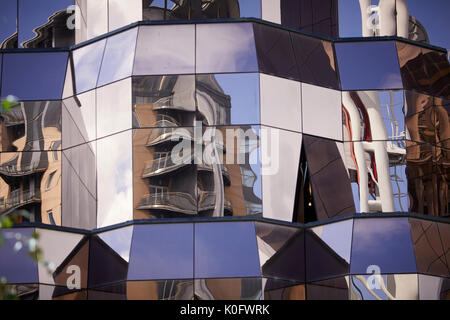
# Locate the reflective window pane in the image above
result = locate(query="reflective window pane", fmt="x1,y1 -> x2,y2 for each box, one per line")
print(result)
97,27 -> 138,87
418,275 -> 450,300
88,282 -> 126,300
253,23 -> 298,80
0,0 -> 17,49
306,277 -> 349,300
128,224 -> 194,280
127,280 -> 193,300
108,0 -> 141,31
97,130 -> 132,228
2,52 -> 68,100
335,41 -> 403,90
195,278 -> 262,300
0,228 -> 38,284
86,0 -> 108,40
195,222 -> 260,278
196,23 -> 258,74
133,25 -> 195,75
264,280 -> 305,300
73,40 -> 106,94
422,48 -> 450,98
196,73 -> 260,126
350,274 -> 418,300
397,42 -> 428,93
350,218 -> 417,274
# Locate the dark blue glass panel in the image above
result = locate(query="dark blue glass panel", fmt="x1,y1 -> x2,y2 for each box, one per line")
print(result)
335,41 -> 403,90
0,228 -> 38,284
0,0 -> 17,49
2,52 -> 68,100
350,218 -> 417,274
195,222 -> 261,278
127,224 -> 193,280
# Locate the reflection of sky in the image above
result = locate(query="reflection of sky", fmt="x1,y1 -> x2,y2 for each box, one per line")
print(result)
313,220 -> 353,263
18,0 -> 73,47
215,73 -> 260,125
0,0 -> 16,44
339,0 -> 450,51
98,226 -> 133,262
73,39 -> 106,94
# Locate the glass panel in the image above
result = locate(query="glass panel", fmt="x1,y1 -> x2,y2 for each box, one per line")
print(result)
0,101 -> 62,152
62,147 -> 96,229
397,42 -> 429,93
132,75 -> 196,128
2,283 -> 38,300
350,218 -> 417,274
303,136 -> 355,220
194,222 -> 260,278
350,274 -> 418,300
302,84 -> 342,140
18,0 -> 74,48
262,129 -> 301,222
86,0 -> 108,40
290,32 -> 339,89
410,219 -> 449,277
39,285 -> 87,300
253,23 -> 298,80
97,27 -> 138,87
108,0 -> 141,32
306,277 -> 349,300
418,275 -> 450,300
96,78 -> 132,138
435,96 -> 450,149
127,280 -> 193,300
133,25 -> 195,75
36,228 -> 84,286
255,222 -> 304,282
260,74 -> 302,132
0,151 -> 62,225
196,73 -> 260,126
335,41 -> 403,91
73,40 -> 106,94
0,0 -> 17,49
0,228 -> 38,284
88,282 -> 126,300
1,52 -> 68,100
97,131 -> 132,228
63,90 -> 96,147
196,23 -> 258,74
264,279 -> 305,300
194,278 -> 262,300
127,224 -> 194,280
422,48 -> 450,98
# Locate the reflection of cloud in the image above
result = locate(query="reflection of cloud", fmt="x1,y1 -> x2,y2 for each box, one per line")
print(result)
382,72 -> 403,89
98,226 -> 133,262
73,39 -> 105,92
97,131 -> 132,228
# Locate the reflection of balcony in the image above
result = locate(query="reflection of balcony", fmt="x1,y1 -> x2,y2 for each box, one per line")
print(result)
142,153 -> 194,178
152,95 -> 195,112
146,127 -> 193,147
0,161 -> 48,177
137,192 -> 197,215
0,189 -> 41,215
198,191 -> 233,214
197,163 -> 231,185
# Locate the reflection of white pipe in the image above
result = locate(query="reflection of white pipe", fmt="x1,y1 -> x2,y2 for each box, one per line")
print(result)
354,275 -> 396,300
378,0 -> 396,36
359,0 -> 373,37
396,0 -> 410,38
359,0 -> 409,37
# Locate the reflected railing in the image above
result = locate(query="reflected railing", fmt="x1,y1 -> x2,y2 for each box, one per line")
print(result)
1,189 -> 41,214
146,127 -> 193,146
198,191 -> 233,213
137,192 -> 197,215
142,152 -> 193,178
0,160 -> 48,177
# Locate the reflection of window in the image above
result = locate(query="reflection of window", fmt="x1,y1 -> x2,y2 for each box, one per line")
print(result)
240,167 -> 256,187
47,210 -> 56,225
50,141 -> 61,160
46,171 -> 56,190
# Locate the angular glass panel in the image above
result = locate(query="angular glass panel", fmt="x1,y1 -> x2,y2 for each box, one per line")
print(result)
0,228 -> 38,284
196,73 -> 260,126
255,222 -> 305,282
133,25 -> 195,75
73,40 -> 106,94
262,129 -> 301,222
62,58 -> 74,99
132,75 -> 196,128
307,277 -> 349,300
51,235 -> 89,289
195,278 -> 262,300
2,52 -> 68,100
350,274 -> 418,300
18,0 -> 74,48
108,0 -> 141,32
264,279 -> 305,300
303,136 -> 355,220
302,84 -> 342,140
350,218 -> 417,274
0,0 -> 17,49
97,78 -> 132,138
0,151 -> 62,225
422,48 -> 450,98
88,282 -> 126,300
253,23 -> 298,80
128,224 -> 194,280
410,219 -> 449,277
435,96 -> 450,149
260,74 -> 302,132
132,128 -> 197,219
0,101 -> 62,152
62,147 -> 96,229
97,27 -> 138,87
397,42 -> 429,93
36,228 -> 83,286
40,285 -> 87,300
418,275 -> 450,300
127,280 -> 194,300
195,222 -> 260,278
290,32 -> 339,89
97,130 -> 132,228
335,41 -> 403,91
196,23 -> 258,74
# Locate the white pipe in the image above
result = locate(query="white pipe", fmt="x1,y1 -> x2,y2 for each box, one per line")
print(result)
396,0 -> 410,38
378,0 -> 397,36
